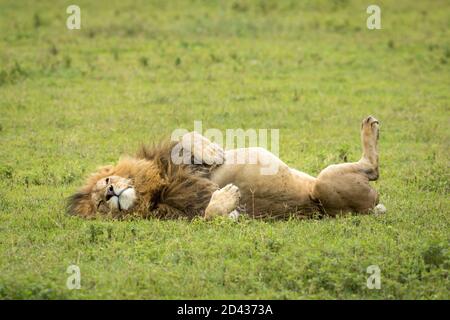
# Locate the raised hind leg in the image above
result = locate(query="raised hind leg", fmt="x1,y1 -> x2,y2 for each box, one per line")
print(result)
312,116 -> 384,215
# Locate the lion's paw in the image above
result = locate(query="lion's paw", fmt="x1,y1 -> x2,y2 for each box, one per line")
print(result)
373,203 -> 386,215
182,132 -> 224,165
228,209 -> 240,221
204,184 -> 240,220
361,115 -> 380,140
201,140 -> 224,165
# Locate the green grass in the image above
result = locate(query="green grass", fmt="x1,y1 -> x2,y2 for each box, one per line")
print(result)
0,0 -> 449,299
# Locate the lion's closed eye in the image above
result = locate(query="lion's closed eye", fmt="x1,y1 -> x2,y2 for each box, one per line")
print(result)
97,200 -> 104,210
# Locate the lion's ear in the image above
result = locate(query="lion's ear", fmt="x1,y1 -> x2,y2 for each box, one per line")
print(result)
97,165 -> 114,175
85,165 -> 115,186
66,190 -> 95,217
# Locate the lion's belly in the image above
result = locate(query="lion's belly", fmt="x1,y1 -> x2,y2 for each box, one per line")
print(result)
210,148 -> 317,217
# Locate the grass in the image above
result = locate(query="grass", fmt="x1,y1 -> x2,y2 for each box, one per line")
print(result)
0,0 -> 449,299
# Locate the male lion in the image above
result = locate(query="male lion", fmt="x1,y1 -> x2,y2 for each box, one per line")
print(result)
67,116 -> 385,220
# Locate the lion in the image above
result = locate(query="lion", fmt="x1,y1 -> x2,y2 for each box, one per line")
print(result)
67,116 -> 386,220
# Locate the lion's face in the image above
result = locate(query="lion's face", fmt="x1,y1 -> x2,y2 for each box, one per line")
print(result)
67,158 -> 164,218
92,175 -> 137,214
67,173 -> 137,217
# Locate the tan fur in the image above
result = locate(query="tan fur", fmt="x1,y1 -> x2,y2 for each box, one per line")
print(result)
68,116 -> 382,219
68,141 -> 220,219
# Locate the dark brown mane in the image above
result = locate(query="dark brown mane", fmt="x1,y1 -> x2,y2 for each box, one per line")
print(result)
136,141 -> 219,219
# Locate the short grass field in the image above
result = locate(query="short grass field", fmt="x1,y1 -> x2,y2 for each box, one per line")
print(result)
0,0 -> 449,299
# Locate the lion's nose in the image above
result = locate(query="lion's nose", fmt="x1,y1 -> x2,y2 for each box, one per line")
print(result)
105,185 -> 115,201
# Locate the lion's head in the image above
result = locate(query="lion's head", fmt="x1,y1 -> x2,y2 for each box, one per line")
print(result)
67,157 -> 165,218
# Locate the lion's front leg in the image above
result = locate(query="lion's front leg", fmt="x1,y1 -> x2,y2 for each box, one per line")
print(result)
180,132 -> 224,165
204,184 -> 241,220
